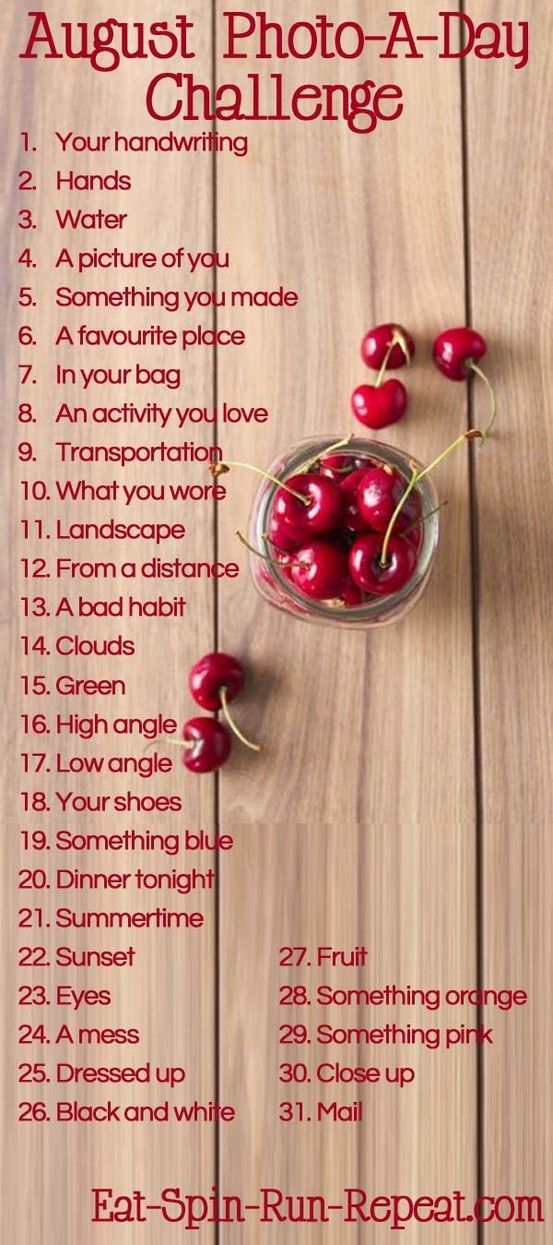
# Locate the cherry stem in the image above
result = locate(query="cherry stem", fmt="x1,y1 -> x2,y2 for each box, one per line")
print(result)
301,434 -> 354,475
210,461 -> 309,505
399,499 -> 449,540
220,686 -> 261,753
379,466 -> 418,568
467,360 -> 497,442
143,737 -> 194,754
236,529 -> 304,570
379,430 -> 481,568
264,533 -> 290,554
375,332 -> 400,388
417,429 -> 482,481
395,328 -> 413,366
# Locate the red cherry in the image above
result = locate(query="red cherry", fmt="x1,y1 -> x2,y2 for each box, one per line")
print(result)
291,540 -> 348,600
351,379 -> 408,430
433,327 -> 487,381
349,534 -> 417,596
340,467 -> 374,532
182,717 -> 231,773
267,513 -> 304,552
361,323 -> 415,371
341,582 -> 365,607
357,467 -> 420,533
273,472 -> 342,537
189,643 -> 261,754
319,451 -> 358,483
189,652 -> 244,711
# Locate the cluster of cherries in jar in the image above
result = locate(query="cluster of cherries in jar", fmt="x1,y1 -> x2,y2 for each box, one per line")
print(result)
261,447 -> 427,604
153,652 -> 260,774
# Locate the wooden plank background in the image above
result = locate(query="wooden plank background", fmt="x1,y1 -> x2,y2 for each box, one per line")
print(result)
1,5 -> 218,1244
1,1 -> 551,1242
466,0 -> 553,1238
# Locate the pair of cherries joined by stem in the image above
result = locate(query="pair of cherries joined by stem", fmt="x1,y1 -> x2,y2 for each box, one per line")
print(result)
351,323 -> 496,437
154,653 -> 260,774
352,323 -> 414,430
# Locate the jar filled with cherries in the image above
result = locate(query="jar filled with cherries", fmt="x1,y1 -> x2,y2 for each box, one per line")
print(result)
245,435 -> 441,628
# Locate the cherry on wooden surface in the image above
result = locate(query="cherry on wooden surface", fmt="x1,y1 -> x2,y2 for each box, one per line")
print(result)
189,652 -> 245,711
361,322 -> 415,370
433,326 -> 487,380
182,717 -> 232,773
351,378 -> 408,430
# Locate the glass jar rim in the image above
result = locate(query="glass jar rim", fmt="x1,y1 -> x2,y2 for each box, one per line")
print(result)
250,434 -> 440,622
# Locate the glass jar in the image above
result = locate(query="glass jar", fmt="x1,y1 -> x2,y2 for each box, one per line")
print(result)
247,435 -> 440,628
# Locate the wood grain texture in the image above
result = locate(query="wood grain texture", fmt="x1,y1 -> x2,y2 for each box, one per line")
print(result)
467,0 -> 553,1237
0,0 -> 551,1242
219,820 -> 477,1242
1,4 -> 217,1242
216,2 -> 478,1237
